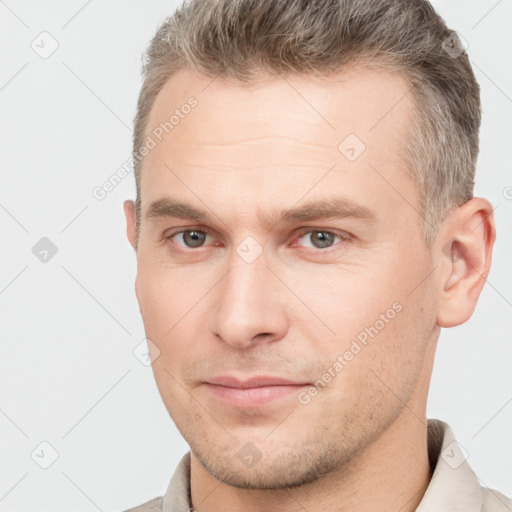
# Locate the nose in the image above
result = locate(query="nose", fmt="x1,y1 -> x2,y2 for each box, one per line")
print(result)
207,250 -> 289,349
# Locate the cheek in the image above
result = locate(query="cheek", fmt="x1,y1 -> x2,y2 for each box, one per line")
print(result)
308,303 -> 427,435
136,265 -> 209,372
305,271 -> 433,406
136,262 -> 181,326
279,262 -> 405,349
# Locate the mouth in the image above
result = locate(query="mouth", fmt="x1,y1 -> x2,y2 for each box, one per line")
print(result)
203,375 -> 310,408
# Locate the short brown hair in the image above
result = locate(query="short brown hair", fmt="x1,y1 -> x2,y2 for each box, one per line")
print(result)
132,0 -> 480,244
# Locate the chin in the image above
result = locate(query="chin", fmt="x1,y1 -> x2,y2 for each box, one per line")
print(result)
192,441 -> 342,490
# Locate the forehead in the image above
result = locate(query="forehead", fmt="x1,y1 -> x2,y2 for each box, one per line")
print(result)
144,66 -> 414,149
139,66 -> 417,227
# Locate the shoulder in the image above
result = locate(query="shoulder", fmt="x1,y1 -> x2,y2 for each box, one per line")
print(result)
122,496 -> 163,512
481,487 -> 512,511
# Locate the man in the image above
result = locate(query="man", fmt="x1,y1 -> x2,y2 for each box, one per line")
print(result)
122,0 -> 511,510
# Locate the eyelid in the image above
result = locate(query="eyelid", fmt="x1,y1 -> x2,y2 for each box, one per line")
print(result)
292,226 -> 351,239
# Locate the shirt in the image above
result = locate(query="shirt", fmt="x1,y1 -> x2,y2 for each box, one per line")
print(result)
124,418 -> 512,511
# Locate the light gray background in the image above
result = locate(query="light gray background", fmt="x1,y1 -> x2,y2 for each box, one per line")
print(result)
0,0 -> 511,510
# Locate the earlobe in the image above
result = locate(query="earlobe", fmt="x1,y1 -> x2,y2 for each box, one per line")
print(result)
435,198 -> 495,328
123,200 -> 138,250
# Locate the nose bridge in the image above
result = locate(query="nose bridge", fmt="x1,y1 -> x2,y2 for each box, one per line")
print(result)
208,244 -> 288,348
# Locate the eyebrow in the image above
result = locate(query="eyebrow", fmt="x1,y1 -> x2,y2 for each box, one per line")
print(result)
144,196 -> 376,227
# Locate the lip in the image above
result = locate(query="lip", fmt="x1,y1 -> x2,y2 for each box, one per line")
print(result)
206,375 -> 307,388
203,375 -> 309,408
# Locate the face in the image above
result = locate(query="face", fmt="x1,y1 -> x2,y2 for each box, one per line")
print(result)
125,67 -> 441,489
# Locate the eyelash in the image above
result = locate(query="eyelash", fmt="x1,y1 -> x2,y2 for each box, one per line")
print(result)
163,227 -> 350,254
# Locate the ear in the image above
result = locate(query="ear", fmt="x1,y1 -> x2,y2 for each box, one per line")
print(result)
123,199 -> 138,250
435,197 -> 496,328
123,199 -> 143,310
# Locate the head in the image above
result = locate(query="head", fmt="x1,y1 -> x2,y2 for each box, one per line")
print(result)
124,0 -> 495,490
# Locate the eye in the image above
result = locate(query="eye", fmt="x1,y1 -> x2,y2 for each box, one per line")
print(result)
164,227 -> 350,253
292,229 -> 348,250
166,229 -> 213,249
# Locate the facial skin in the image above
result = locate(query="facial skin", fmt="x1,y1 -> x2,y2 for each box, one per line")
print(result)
124,67 -> 495,512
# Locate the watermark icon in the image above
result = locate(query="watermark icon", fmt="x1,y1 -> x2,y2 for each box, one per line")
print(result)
32,237 -> 58,263
236,236 -> 263,264
31,441 -> 59,469
441,31 -> 469,59
92,96 -> 198,201
31,31 -> 59,59
298,301 -> 403,405
236,442 -> 262,468
503,186 -> 512,201
441,440 -> 469,469
338,133 -> 366,162
133,338 -> 161,366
